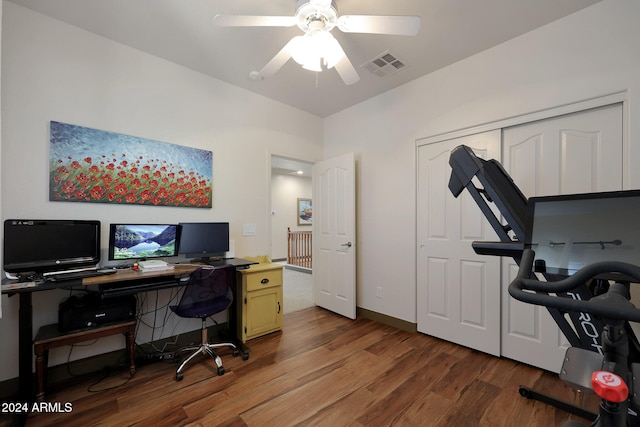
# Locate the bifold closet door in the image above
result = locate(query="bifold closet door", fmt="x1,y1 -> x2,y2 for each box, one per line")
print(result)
416,131 -> 501,356
501,103 -> 623,372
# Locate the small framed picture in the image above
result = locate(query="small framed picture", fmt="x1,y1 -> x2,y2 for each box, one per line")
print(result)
297,198 -> 312,225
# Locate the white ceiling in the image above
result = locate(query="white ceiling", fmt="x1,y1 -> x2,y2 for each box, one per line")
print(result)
271,156 -> 313,177
7,0 -> 601,117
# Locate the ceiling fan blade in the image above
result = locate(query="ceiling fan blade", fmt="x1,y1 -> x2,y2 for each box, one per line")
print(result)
334,55 -> 360,85
213,14 -> 297,27
337,15 -> 421,36
259,38 -> 296,78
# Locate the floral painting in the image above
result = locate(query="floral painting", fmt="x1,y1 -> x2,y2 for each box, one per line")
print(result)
49,121 -> 212,208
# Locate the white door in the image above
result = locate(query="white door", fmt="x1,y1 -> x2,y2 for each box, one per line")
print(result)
417,131 -> 502,356
501,103 -> 623,372
312,153 -> 356,319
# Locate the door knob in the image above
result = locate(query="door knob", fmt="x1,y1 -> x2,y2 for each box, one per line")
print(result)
342,242 -> 352,247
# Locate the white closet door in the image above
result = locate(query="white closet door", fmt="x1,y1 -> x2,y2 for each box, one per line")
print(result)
417,131 -> 501,356
501,103 -> 623,372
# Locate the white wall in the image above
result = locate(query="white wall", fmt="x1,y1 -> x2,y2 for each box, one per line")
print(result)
0,3 -> 322,382
270,173 -> 312,260
323,0 -> 640,323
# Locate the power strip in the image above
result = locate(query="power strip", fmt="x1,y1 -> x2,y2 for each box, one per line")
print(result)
136,352 -> 174,365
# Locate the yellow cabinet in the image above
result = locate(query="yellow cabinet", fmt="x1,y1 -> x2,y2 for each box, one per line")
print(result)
237,260 -> 283,342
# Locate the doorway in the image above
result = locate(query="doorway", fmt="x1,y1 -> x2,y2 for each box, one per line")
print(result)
270,155 -> 314,313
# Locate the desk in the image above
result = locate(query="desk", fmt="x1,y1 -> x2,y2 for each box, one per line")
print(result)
2,258 -> 256,402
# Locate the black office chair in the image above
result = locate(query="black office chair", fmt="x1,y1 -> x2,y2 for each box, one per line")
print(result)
170,265 -> 239,381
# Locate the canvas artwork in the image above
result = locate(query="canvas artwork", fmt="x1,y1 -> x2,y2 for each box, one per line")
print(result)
297,198 -> 312,225
49,121 -> 213,208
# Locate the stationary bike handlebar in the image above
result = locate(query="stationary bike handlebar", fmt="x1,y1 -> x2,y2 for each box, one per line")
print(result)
509,249 -> 640,323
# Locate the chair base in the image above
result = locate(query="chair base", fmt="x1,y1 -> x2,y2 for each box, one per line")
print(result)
174,341 -> 239,381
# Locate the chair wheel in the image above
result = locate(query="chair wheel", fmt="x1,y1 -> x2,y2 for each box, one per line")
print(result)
242,352 -> 249,361
217,366 -> 225,376
175,373 -> 183,381
232,349 -> 240,357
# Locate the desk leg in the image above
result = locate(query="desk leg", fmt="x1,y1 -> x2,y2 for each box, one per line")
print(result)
19,292 -> 34,401
125,326 -> 136,376
34,345 -> 46,402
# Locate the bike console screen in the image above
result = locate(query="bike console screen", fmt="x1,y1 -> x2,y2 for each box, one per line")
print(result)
525,190 -> 640,276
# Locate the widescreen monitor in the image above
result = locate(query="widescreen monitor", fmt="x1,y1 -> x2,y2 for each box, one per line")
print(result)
3,219 -> 101,276
108,224 -> 179,261
525,190 -> 640,275
178,222 -> 230,262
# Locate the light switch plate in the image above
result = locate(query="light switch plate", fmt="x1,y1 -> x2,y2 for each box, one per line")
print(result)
243,223 -> 256,236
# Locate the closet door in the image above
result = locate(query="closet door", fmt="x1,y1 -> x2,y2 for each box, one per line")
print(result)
501,103 -> 623,372
417,131 -> 501,356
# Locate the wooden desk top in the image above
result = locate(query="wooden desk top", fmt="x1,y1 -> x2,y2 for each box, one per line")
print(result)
82,264 -> 196,286
82,258 -> 257,286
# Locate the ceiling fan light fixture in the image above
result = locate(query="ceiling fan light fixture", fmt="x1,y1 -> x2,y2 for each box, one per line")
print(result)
317,31 -> 343,69
289,30 -> 344,72
301,57 -> 322,72
289,35 -> 312,66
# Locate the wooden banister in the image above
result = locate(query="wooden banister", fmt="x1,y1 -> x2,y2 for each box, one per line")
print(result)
287,227 -> 312,269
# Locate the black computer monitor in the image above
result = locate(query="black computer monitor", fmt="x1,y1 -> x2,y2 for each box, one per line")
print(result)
108,223 -> 179,262
3,219 -> 101,276
525,190 -> 640,275
178,222 -> 230,262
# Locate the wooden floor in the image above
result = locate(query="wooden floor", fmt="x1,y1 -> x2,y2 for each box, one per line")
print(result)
12,307 -> 599,426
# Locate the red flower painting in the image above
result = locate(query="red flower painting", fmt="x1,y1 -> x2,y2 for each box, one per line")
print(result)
49,121 -> 212,208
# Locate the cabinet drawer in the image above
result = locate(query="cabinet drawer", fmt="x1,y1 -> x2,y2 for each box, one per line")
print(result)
245,269 -> 282,291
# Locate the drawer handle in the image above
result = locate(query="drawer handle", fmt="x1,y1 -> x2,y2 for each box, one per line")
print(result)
260,278 -> 270,284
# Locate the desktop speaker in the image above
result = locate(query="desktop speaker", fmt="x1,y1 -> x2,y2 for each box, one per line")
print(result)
58,293 -> 136,332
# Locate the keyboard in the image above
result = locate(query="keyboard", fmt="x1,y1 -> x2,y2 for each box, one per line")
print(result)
46,269 -> 117,282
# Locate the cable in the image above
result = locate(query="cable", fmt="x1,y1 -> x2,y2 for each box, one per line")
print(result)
65,341 -> 99,378
133,287 -> 184,354
87,366 -> 133,394
64,341 -> 133,396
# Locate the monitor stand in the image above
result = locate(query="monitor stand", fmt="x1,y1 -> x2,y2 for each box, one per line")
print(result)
191,256 -> 224,266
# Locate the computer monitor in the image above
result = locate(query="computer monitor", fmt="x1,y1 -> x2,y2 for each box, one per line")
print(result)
108,224 -> 179,261
525,190 -> 640,275
3,219 -> 101,276
178,222 -> 230,262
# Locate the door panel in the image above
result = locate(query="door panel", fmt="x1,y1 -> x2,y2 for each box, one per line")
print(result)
417,131 -> 501,356
501,103 -> 623,372
312,153 -> 356,319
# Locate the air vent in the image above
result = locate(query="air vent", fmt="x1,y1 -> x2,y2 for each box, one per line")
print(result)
360,51 -> 406,78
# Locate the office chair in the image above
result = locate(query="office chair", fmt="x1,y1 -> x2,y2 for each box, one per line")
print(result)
170,265 -> 240,381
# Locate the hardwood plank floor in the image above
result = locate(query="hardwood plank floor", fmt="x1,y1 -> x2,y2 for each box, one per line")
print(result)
11,307 -> 599,426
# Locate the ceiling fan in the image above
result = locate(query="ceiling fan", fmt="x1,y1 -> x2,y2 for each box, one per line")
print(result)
213,0 -> 421,85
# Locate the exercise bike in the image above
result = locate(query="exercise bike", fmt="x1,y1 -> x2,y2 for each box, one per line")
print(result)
447,145 -> 640,426
511,248 -> 640,427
